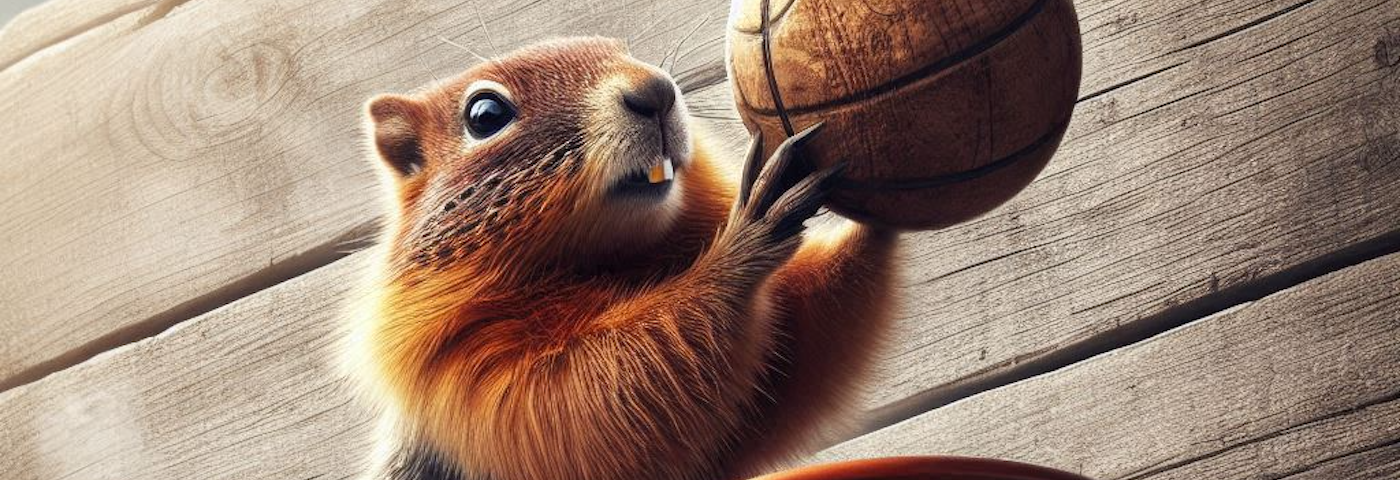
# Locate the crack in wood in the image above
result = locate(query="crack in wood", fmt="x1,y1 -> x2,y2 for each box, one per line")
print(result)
1114,390 -> 1400,480
0,220 -> 378,394
1165,0 -> 1320,56
1263,438 -> 1400,480
1078,61 -> 1185,104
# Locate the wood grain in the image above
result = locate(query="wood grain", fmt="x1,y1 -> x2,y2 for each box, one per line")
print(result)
0,0 -> 733,390
0,0 -> 156,71
0,254 -> 376,480
813,251 -> 1400,480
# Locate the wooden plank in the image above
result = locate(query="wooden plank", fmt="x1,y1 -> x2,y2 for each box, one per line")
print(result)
0,0 -> 156,71
0,254 -> 376,480
0,0 -> 733,390
813,252 -> 1400,480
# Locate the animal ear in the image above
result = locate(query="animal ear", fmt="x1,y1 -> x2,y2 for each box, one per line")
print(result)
367,94 -> 429,177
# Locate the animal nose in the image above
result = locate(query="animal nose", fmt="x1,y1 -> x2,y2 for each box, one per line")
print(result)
622,74 -> 676,118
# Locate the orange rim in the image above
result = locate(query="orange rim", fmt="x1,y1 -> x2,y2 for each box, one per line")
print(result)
750,456 -> 1094,480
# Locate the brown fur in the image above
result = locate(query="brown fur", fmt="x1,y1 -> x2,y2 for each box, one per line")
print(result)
345,37 -> 898,480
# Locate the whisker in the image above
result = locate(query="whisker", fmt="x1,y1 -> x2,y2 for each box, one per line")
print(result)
439,36 -> 491,63
475,8 -> 498,57
671,29 -> 722,77
663,12 -> 712,75
413,40 -> 444,85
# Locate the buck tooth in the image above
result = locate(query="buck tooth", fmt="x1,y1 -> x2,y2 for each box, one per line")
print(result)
647,159 -> 675,184
648,162 -> 666,184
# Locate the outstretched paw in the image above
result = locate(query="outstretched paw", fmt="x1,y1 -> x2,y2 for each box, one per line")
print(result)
727,123 -> 845,262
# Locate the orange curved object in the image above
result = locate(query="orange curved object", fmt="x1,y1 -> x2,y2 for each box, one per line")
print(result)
752,456 -> 1094,480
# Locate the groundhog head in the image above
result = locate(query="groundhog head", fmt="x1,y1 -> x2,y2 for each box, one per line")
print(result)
366,37 -> 693,272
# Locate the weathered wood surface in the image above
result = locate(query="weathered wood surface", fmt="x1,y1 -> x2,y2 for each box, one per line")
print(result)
815,251 -> 1400,480
1,0 -> 1397,475
0,255 -> 377,480
0,0 -> 732,390
0,0 -> 154,71
5,0 -> 1397,410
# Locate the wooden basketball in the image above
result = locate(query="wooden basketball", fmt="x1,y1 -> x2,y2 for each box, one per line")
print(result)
727,0 -> 1082,230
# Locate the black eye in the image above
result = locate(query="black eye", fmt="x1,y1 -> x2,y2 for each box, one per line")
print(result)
465,91 -> 516,139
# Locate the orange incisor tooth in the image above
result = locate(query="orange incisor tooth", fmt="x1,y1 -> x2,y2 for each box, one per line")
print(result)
648,160 -> 674,184
648,163 -> 665,184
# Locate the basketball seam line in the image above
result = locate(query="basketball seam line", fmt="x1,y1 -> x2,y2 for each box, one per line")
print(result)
760,0 -> 798,136
733,0 -> 797,34
747,0 -> 1051,117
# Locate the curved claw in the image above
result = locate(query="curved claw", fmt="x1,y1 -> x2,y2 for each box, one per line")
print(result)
738,134 -> 765,209
749,122 -> 824,221
766,161 -> 847,238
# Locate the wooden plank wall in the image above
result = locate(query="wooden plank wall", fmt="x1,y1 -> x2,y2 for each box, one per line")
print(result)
1,0 -> 1398,477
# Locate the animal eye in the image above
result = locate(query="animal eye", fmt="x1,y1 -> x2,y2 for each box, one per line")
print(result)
465,91 -> 516,139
